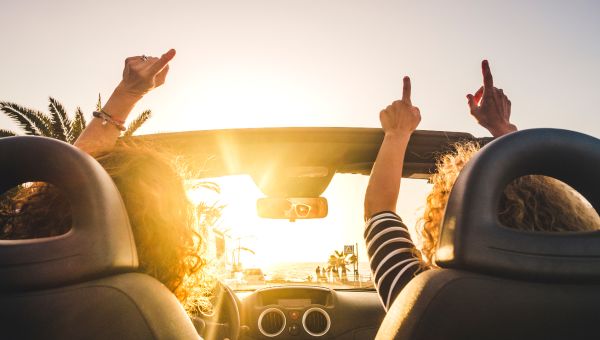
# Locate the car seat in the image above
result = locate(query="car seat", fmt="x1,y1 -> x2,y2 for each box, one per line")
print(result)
376,128 -> 600,340
0,136 -> 199,339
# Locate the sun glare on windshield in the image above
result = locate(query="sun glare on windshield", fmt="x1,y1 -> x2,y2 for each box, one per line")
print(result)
187,174 -> 431,291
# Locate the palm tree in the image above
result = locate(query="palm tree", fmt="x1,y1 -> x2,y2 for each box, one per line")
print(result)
334,250 -> 350,282
0,95 -> 152,141
191,180 -> 224,237
347,254 -> 358,281
325,249 -> 356,282
326,254 -> 338,281
231,242 -> 256,273
0,96 -> 155,208
327,254 -> 338,271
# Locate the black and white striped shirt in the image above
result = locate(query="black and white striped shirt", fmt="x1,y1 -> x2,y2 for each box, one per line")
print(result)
364,211 -> 425,311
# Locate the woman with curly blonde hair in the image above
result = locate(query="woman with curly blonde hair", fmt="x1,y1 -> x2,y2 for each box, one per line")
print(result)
417,141 -> 600,268
1,49 -> 212,314
1,141 -> 208,311
364,60 -> 600,311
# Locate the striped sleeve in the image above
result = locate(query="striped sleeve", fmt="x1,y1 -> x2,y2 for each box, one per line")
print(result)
364,211 -> 425,311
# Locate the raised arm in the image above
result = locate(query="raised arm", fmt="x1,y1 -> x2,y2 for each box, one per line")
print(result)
466,60 -> 517,137
75,49 -> 176,155
364,77 -> 421,220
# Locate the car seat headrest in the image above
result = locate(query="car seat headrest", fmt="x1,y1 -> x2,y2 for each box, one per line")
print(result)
0,136 -> 138,292
436,128 -> 600,281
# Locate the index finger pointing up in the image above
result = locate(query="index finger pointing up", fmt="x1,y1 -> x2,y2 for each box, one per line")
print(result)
149,48 -> 177,75
402,76 -> 411,103
482,60 -> 494,89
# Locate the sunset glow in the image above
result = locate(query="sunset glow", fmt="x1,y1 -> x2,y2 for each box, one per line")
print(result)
188,174 -> 431,268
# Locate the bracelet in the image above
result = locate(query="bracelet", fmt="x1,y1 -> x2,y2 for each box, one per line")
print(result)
93,110 -> 126,131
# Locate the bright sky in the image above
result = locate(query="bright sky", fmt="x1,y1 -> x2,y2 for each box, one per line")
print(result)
188,174 -> 430,268
2,0 -> 600,265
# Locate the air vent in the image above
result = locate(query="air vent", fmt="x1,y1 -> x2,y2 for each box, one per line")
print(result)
258,308 -> 286,337
302,307 -> 330,336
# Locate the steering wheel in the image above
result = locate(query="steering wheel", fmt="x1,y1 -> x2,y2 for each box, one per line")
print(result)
192,281 -> 241,340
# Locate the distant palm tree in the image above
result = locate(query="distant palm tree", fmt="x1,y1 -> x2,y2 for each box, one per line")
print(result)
191,180 -> 223,236
348,254 -> 358,266
0,95 -> 152,141
347,254 -> 358,281
326,249 -> 355,282
327,254 -> 338,272
334,250 -> 350,281
326,254 -> 338,281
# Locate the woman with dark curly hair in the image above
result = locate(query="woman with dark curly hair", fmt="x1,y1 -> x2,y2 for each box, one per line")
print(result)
1,49 -> 212,314
364,60 -> 600,311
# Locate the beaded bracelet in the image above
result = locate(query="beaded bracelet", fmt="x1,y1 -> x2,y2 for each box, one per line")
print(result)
92,110 -> 126,131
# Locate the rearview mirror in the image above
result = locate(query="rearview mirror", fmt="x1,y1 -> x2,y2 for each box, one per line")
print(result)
256,197 -> 328,221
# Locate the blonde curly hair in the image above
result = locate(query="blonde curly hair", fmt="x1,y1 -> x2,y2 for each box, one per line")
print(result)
417,141 -> 600,268
1,140 -> 212,313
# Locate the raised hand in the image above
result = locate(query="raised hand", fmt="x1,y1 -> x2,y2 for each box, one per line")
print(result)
466,60 -> 517,137
74,48 -> 176,155
380,76 -> 421,136
365,76 -> 421,219
118,49 -> 177,97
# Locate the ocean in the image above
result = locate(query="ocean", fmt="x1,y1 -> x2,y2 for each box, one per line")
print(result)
263,262 -> 372,284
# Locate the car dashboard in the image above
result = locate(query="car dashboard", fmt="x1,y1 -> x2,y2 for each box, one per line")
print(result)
239,286 -> 385,339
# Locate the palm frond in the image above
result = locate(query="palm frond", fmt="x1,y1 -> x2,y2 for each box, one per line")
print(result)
190,181 -> 221,194
0,102 -> 52,136
69,107 -> 87,143
48,97 -> 72,142
0,102 -> 36,134
0,129 -> 17,138
123,109 -> 152,137
238,247 -> 256,255
212,227 -> 231,238
96,93 -> 102,111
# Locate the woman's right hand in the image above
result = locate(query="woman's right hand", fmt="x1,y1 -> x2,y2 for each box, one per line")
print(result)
101,49 -> 176,123
116,48 -> 177,99
466,60 -> 517,137
74,49 -> 176,155
380,76 -> 421,137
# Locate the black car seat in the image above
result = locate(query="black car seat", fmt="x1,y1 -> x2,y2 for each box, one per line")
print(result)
376,128 -> 600,340
0,136 -> 199,339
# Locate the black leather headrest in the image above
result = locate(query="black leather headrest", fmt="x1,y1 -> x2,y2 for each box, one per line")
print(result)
0,136 -> 138,292
436,128 -> 600,281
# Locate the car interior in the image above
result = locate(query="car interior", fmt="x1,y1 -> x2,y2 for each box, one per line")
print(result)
1,127 -> 599,340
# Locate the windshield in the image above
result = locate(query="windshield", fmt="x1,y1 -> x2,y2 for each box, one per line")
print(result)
188,173 -> 431,291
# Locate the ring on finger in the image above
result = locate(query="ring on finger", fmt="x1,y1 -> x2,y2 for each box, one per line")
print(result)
141,55 -> 149,61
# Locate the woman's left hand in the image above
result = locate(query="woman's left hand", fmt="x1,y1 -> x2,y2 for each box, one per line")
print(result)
117,49 -> 177,98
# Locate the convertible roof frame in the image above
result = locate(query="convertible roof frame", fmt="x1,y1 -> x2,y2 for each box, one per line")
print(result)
137,128 -> 490,180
